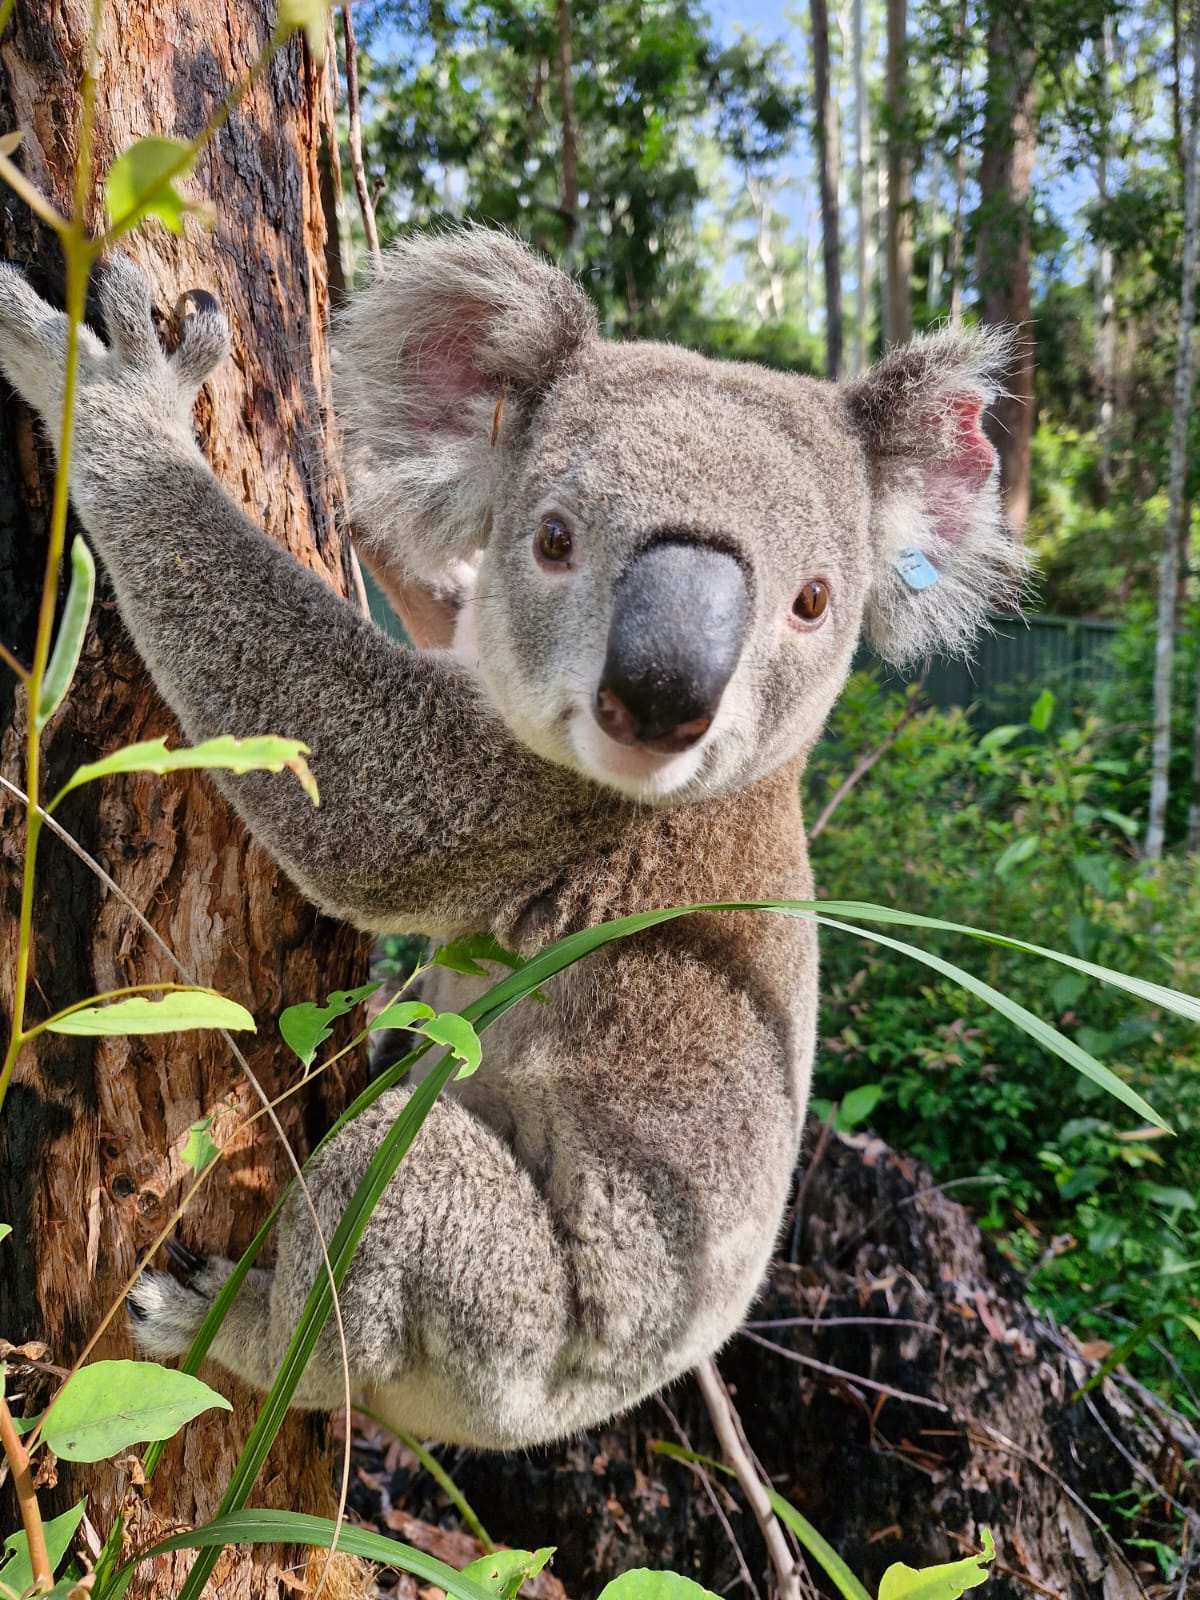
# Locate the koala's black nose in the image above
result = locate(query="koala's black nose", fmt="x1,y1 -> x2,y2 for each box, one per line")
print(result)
596,541 -> 749,754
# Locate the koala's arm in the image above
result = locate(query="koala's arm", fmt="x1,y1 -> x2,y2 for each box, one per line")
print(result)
0,260 -> 581,934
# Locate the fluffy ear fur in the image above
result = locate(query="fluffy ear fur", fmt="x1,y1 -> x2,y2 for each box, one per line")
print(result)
334,227 -> 598,577
843,326 -> 1030,667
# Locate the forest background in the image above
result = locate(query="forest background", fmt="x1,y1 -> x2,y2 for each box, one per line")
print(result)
340,0 -> 1200,1409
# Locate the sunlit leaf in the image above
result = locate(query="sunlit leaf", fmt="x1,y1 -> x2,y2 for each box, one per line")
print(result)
0,1499 -> 86,1597
0,1223 -> 9,1244
37,535 -> 94,728
878,1529 -> 996,1598
181,1115 -> 220,1174
597,1573 -> 717,1600
52,734 -> 318,809
46,990 -> 254,1036
366,998 -> 435,1035
43,1361 -> 230,1462
462,1548 -> 555,1600
279,981 -> 381,1067
278,0 -> 332,59
105,136 -> 196,233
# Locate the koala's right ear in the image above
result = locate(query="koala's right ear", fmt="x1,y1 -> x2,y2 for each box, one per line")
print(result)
334,228 -> 597,577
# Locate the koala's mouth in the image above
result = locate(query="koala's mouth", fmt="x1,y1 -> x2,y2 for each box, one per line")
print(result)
568,714 -> 709,802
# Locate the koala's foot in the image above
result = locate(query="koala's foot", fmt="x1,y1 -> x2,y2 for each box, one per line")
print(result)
127,1267 -> 215,1359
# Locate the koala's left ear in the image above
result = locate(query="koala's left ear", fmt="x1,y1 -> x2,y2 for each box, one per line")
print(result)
842,327 -> 1029,666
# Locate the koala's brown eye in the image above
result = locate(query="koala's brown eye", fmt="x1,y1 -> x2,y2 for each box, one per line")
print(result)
536,517 -> 573,566
792,579 -> 830,626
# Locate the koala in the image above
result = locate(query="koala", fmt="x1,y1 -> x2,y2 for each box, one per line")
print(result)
0,232 -> 1021,1449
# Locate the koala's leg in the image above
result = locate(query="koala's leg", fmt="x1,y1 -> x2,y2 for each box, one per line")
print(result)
131,1086 -> 579,1443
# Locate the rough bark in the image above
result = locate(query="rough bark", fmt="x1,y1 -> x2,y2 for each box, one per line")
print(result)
883,0 -> 912,347
976,0 -> 1037,535
379,1121 -> 1195,1600
0,3 -> 372,1595
810,0 -> 843,380
1147,0 -> 1200,861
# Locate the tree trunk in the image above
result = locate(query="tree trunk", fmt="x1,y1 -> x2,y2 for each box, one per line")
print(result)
1096,17 -> 1116,488
884,0 -> 912,346
811,0 -> 844,379
1147,0 -> 1200,861
0,4 -> 372,1596
976,0 -> 1037,535
379,1121 -> 1191,1600
852,0 -> 871,375
556,0 -> 579,260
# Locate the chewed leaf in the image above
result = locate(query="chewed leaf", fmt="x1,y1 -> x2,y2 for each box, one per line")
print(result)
279,981 -> 381,1067
278,0 -> 332,58
461,1548 -> 555,1600
421,1011 -> 482,1078
366,999 -> 435,1035
46,990 -> 254,1036
37,535 -> 95,728
878,1529 -> 995,1598
105,136 -> 197,233
43,1361 -> 230,1462
52,734 -> 318,809
181,1115 -> 220,1175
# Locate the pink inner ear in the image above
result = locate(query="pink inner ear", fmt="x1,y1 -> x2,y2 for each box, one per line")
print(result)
922,395 -> 996,544
408,311 -> 493,438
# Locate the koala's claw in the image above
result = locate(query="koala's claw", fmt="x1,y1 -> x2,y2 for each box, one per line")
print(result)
167,287 -> 231,389
164,1234 -> 208,1281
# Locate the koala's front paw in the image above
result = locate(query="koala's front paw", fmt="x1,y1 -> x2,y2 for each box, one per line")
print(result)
0,253 -> 230,463
127,1268 -> 212,1360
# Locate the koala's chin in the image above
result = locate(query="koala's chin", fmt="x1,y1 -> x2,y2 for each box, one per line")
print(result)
567,715 -> 710,803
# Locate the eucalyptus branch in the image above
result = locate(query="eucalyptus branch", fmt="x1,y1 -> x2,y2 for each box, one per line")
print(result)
341,5 -> 381,265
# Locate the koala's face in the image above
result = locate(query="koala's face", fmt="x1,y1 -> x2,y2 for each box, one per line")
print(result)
336,230 -> 1020,808
468,345 -> 871,802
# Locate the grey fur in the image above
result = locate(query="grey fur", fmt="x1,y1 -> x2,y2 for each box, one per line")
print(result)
0,235 -> 1019,1448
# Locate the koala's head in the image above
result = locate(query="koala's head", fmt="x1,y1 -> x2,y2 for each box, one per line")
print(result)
336,229 -> 1025,803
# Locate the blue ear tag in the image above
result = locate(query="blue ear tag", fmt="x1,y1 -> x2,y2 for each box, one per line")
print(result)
893,547 -> 939,591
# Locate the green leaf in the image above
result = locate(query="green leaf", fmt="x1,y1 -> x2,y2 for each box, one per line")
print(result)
0,1500 -> 86,1597
52,733 -> 318,810
835,1083 -> 884,1132
597,1574 -> 718,1600
366,999 -> 435,1035
0,1223 -> 9,1244
651,1444 -> 870,1600
279,982 -> 381,1068
433,932 -> 525,979
105,136 -> 196,232
181,1115 -> 220,1175
278,0 -> 332,58
1029,689 -> 1055,732
976,724 -> 1024,753
994,835 -> 1039,876
9,1411 -> 42,1435
1050,973 -> 1089,1012
37,536 -> 95,728
462,1548 -> 555,1600
420,1011 -> 483,1078
43,1361 -> 231,1462
878,1529 -> 995,1598
124,1511 -> 500,1600
45,990 -> 254,1036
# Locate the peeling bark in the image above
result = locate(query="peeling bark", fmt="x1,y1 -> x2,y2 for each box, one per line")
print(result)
0,3 -> 372,1595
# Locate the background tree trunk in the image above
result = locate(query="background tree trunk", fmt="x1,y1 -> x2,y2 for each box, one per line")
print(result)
1147,0 -> 1200,861
976,0 -> 1037,535
377,1121 -> 1194,1600
884,0 -> 912,346
811,0 -> 844,379
0,3 -> 372,1595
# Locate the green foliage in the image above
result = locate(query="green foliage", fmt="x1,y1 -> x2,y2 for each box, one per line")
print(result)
597,1574 -> 717,1600
279,981 -> 383,1067
876,1531 -> 996,1599
104,136 -> 198,234
36,536 -> 94,730
462,1547 -> 555,1599
51,733 -> 319,809
0,1500 -> 86,1600
44,989 -> 255,1036
40,1361 -> 230,1463
808,671 -> 1200,1394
